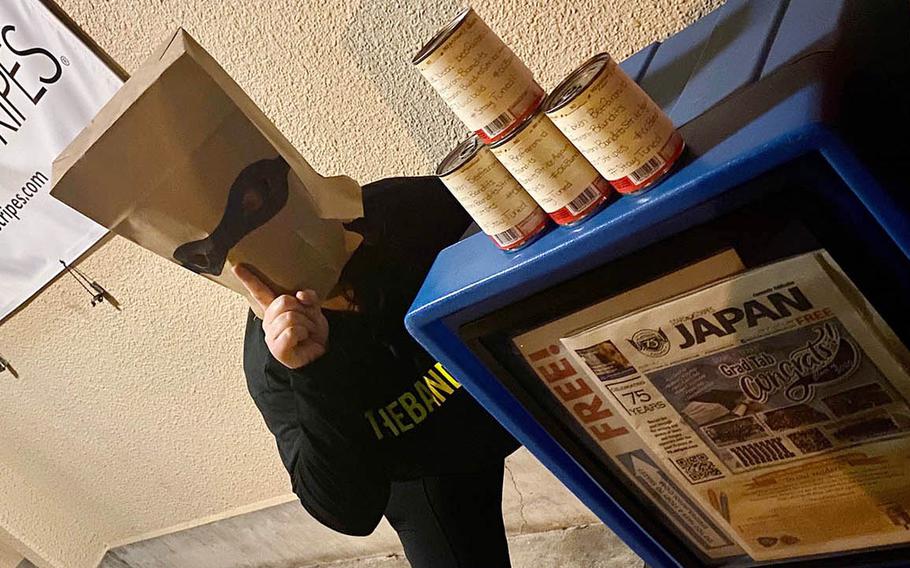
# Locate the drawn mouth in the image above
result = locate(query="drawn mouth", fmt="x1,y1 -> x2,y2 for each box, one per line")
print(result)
173,156 -> 291,275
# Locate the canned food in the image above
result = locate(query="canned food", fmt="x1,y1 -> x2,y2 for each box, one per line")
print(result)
545,53 -> 685,194
437,135 -> 549,251
413,8 -> 545,144
490,112 -> 613,225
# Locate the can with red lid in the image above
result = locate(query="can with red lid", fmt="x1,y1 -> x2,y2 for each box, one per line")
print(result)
545,53 -> 685,194
490,112 -> 613,225
437,136 -> 549,251
413,7 -> 545,144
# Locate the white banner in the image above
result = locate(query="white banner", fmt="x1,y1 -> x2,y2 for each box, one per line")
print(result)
0,0 -> 121,320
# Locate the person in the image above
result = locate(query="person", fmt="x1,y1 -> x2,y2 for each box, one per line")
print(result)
235,175 -> 521,568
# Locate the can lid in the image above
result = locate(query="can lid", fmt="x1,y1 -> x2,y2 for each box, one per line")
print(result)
412,7 -> 473,66
544,53 -> 612,114
437,135 -> 483,177
489,111 -> 540,148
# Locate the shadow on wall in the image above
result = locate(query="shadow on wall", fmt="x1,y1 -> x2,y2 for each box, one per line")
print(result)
340,0 -> 469,166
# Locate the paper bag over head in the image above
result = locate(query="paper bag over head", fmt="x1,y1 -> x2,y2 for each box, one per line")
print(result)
51,28 -> 364,316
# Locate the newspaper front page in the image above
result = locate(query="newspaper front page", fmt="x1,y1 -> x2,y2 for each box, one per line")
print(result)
512,250 -> 746,560
561,251 -> 910,561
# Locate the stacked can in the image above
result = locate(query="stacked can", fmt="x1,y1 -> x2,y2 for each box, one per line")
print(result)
417,10 -> 683,250
545,53 -> 685,194
413,7 -> 545,144
490,112 -> 613,225
437,136 -> 549,251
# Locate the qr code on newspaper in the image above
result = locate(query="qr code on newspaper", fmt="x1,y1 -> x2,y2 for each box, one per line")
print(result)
675,454 -> 724,483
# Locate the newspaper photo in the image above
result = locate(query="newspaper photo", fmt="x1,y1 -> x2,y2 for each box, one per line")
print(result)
561,251 -> 910,561
512,250 -> 746,560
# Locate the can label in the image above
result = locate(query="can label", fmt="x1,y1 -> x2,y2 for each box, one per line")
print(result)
439,145 -> 546,249
552,177 -> 612,224
547,55 -> 682,193
489,207 -> 549,251
416,9 -> 544,143
491,113 -> 611,224
610,130 -> 684,193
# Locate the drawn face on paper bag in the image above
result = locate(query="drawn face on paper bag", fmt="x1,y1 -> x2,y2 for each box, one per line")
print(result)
173,157 -> 290,276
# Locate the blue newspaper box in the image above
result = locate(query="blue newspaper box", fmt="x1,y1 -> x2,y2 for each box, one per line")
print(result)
406,1 -> 910,566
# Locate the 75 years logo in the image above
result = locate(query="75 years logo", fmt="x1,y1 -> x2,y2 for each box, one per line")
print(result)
628,328 -> 671,358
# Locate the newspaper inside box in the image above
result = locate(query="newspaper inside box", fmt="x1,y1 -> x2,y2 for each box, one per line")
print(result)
509,250 -> 910,563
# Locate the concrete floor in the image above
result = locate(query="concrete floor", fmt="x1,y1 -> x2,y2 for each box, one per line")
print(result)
101,449 -> 628,568
299,524 -> 642,568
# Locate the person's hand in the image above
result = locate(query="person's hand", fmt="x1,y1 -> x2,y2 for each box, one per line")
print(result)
233,265 -> 330,369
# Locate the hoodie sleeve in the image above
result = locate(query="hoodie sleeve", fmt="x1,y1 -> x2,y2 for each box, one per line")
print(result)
242,311 -> 390,536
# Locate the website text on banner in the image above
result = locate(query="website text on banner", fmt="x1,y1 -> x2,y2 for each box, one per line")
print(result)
0,0 -> 121,320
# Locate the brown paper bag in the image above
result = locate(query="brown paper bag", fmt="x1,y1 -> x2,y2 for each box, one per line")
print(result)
51,29 -> 363,316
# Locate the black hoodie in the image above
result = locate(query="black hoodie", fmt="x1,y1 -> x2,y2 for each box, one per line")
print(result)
242,176 -> 519,536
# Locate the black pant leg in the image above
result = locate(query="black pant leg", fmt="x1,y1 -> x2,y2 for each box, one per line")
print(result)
384,461 -> 512,568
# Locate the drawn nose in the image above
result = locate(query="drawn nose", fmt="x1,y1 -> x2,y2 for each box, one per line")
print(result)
173,237 -> 226,276
171,156 -> 291,277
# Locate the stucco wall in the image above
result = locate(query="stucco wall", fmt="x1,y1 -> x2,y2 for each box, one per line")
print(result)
0,1 -> 721,566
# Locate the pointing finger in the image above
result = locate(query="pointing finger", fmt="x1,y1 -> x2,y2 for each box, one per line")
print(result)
233,265 -> 276,313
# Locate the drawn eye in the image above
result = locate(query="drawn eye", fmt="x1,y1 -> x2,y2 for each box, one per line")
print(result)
241,188 -> 264,212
